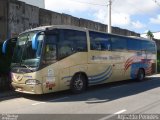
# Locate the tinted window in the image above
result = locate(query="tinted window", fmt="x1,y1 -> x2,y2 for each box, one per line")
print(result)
142,41 -> 156,53
59,29 -> 87,59
111,36 -> 127,51
44,34 -> 58,64
127,39 -> 141,51
148,42 -> 156,53
142,41 -> 149,51
89,31 -> 111,51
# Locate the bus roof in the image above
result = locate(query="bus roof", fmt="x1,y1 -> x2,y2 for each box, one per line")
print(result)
20,25 -> 154,43
128,36 -> 154,42
20,25 -> 87,34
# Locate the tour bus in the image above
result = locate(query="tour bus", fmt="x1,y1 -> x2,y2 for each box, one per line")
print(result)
3,25 -> 157,94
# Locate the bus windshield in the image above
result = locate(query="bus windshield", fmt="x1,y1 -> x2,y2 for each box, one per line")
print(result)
12,31 -> 44,68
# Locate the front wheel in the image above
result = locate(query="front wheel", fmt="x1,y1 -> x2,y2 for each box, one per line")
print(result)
70,74 -> 87,94
136,69 -> 145,81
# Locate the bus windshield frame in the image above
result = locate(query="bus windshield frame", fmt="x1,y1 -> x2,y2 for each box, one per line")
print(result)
11,31 -> 45,70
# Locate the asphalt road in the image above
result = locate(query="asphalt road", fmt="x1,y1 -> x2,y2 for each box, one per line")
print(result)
0,75 -> 160,120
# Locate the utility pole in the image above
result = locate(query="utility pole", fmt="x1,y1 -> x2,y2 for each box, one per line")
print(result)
108,0 -> 112,33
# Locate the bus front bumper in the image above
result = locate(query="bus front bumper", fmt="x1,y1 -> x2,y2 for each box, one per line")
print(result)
12,82 -> 43,94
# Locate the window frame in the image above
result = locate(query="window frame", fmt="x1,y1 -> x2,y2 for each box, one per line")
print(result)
58,29 -> 88,60
127,38 -> 142,51
110,35 -> 128,51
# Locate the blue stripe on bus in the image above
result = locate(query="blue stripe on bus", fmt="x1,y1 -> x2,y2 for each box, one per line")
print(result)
88,66 -> 111,78
89,72 -> 112,85
61,66 -> 112,85
89,66 -> 112,81
89,68 -> 112,84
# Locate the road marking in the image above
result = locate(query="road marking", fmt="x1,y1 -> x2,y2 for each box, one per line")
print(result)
86,99 -> 109,103
114,109 -> 126,114
112,84 -> 128,88
32,97 -> 69,106
98,114 -> 116,120
32,102 -> 46,106
98,109 -> 127,120
48,97 -> 69,102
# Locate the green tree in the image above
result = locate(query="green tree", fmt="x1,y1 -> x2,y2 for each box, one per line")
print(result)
147,30 -> 154,40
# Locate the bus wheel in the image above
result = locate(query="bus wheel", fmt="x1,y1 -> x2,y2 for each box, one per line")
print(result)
136,69 -> 145,81
71,73 -> 87,94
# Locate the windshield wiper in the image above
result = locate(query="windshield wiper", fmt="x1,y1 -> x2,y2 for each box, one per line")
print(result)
21,64 -> 33,72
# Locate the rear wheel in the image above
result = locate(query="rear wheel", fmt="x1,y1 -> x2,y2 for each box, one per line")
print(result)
70,73 -> 87,94
136,69 -> 145,81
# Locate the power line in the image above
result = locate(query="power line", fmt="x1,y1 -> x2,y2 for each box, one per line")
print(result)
69,0 -> 107,6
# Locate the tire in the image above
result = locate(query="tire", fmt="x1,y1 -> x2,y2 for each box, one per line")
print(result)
136,69 -> 145,81
70,73 -> 87,94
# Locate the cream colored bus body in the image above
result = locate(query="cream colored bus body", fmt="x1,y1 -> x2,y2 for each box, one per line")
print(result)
11,25 -> 157,94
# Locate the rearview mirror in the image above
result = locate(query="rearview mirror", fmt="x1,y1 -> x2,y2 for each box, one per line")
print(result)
2,38 -> 17,54
2,39 -> 9,54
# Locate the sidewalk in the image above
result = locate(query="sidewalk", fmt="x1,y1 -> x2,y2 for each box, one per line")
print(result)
147,74 -> 160,78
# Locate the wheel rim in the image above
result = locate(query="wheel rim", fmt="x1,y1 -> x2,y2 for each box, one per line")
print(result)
73,75 -> 84,90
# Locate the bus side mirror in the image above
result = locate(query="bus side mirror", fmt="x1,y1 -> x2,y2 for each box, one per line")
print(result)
2,38 -> 17,54
32,33 -> 38,50
32,31 -> 43,50
2,39 -> 9,54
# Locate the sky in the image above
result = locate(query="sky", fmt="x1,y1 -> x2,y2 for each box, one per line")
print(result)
45,0 -> 160,34
19,0 -> 45,8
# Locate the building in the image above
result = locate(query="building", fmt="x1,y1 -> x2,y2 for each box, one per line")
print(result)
18,0 -> 45,8
141,32 -> 160,40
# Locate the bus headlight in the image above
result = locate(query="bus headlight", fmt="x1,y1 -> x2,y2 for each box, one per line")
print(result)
25,79 -> 40,85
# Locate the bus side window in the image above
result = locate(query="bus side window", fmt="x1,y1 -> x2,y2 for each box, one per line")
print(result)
142,41 -> 156,53
111,36 -> 127,51
58,29 -> 87,60
59,42 -> 73,59
44,35 -> 57,64
127,39 -> 141,51
89,31 -> 111,51
45,44 -> 57,60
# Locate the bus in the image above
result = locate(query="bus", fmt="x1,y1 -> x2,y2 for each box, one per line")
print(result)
3,25 -> 157,94
0,38 -> 17,90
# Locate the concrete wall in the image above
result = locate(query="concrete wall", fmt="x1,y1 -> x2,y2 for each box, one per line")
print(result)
79,18 -> 100,31
8,0 -> 25,37
0,0 -> 8,42
39,9 -> 51,26
0,0 -> 140,40
51,12 -> 62,25
62,14 -> 80,26
24,4 -> 39,30
8,0 -> 39,38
